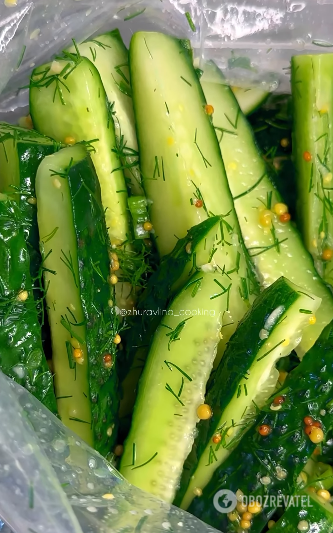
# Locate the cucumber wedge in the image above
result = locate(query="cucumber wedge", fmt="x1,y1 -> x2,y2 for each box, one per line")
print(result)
176,277 -> 321,510
119,216 -> 222,418
73,30 -> 143,196
231,86 -> 269,115
0,123 -> 59,282
30,53 -> 130,246
0,194 -> 57,413
36,145 -> 120,455
129,31 -> 259,365
292,54 -> 333,286
187,322 -> 333,532
200,60 -> 333,356
120,271 -> 229,502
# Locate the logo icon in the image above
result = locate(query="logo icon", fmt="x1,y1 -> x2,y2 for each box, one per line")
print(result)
213,489 -> 237,513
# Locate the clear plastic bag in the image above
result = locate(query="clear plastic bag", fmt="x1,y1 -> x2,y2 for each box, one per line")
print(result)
0,372 -> 219,532
1,0 -> 333,530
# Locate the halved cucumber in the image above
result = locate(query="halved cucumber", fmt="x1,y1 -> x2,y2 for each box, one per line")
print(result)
200,60 -> 333,356
292,54 -> 333,287
72,30 -> 143,196
176,277 -> 321,510
120,271 -> 228,502
30,55 -> 130,246
129,31 -> 259,366
36,145 -> 120,455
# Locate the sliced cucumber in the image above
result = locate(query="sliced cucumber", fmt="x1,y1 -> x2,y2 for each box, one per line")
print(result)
30,54 -> 130,246
129,31 -> 259,366
231,86 -> 269,115
120,271 -> 229,502
119,216 -> 222,418
36,145 -> 120,455
187,321 -> 333,531
72,30 -> 143,196
200,60 -> 333,356
0,194 -> 57,413
291,54 -> 333,286
0,122 -> 58,282
177,277 -> 321,510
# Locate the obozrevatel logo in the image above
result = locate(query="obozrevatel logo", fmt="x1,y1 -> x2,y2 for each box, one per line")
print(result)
213,489 -> 237,513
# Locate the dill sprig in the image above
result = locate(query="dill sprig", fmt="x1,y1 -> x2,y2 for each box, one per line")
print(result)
161,317 -> 192,351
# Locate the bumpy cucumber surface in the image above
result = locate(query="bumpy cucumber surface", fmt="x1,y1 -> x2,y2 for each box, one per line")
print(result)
74,30 -> 143,195
270,490 -> 333,533
130,31 -> 259,366
177,277 -> 321,510
120,270 -> 231,502
30,54 -> 130,246
188,322 -> 333,532
0,122 -> 58,281
200,60 -> 333,356
292,54 -> 333,287
36,145 -> 120,455
0,194 -> 57,413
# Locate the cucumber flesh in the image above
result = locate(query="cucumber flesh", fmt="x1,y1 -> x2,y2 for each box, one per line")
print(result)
292,54 -> 333,287
177,277 -> 321,510
231,86 -> 269,115
200,60 -> 333,356
36,145 -> 120,454
120,271 -> 229,502
119,216 -> 222,418
30,56 -> 130,246
73,30 -> 143,196
130,31 -> 259,366
187,321 -> 333,531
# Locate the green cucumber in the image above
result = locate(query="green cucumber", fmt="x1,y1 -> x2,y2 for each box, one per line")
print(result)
231,86 -> 269,115
291,54 -> 333,287
30,51 -> 130,247
119,216 -> 222,417
0,194 -> 57,413
120,270 -> 230,502
35,145 -> 120,455
127,196 -> 150,239
0,122 -> 59,282
200,60 -> 333,356
72,30 -> 143,195
187,321 -> 333,532
270,489 -> 333,533
177,277 -> 321,510
129,31 -> 259,366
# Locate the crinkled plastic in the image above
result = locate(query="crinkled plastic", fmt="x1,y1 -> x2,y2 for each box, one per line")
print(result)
1,0 -> 333,530
0,372 -> 219,532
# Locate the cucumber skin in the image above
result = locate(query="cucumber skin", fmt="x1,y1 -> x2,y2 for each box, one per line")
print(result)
119,216 -> 221,381
188,322 -> 333,532
0,198 -> 57,413
175,277 -> 300,506
200,61 -> 333,356
271,493 -> 333,533
66,156 -> 121,455
0,123 -> 59,286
